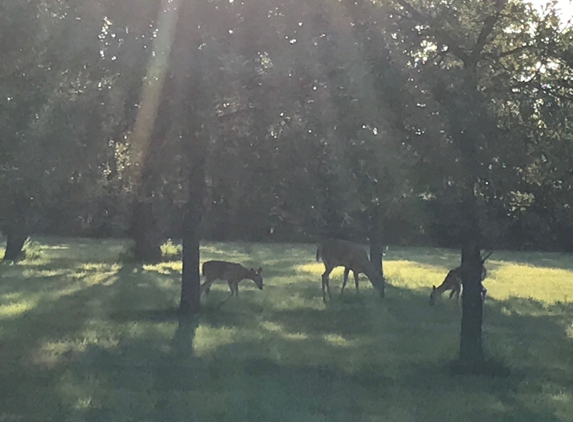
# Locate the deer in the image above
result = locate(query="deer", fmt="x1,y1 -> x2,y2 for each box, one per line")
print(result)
200,260 -> 263,298
429,251 -> 493,306
316,239 -> 384,302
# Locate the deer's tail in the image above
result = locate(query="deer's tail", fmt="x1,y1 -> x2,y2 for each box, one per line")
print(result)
316,244 -> 322,262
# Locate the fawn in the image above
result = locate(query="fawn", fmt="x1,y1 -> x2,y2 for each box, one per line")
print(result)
201,260 -> 263,297
429,252 -> 492,305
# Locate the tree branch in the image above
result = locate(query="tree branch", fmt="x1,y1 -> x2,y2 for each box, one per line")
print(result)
485,44 -> 534,59
394,0 -> 510,68
470,0 -> 509,64
393,0 -> 471,64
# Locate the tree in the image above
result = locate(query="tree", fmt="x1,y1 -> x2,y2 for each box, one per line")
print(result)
386,0 -> 573,371
0,0 -> 114,260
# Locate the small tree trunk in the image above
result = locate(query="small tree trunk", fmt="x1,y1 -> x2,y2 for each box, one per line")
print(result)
170,2 -> 206,315
323,192 -> 344,239
368,208 -> 385,297
130,199 -> 161,262
179,125 -> 206,315
180,208 -> 202,315
2,194 -> 32,262
459,240 -> 485,367
3,227 -> 29,262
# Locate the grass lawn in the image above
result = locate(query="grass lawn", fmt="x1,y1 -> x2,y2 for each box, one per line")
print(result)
1,237 -> 573,421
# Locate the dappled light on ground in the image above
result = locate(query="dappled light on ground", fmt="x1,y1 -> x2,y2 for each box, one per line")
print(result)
0,299 -> 37,318
489,264 -> 573,303
1,238 -> 573,421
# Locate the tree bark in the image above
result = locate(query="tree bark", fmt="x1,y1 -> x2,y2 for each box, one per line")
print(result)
180,138 -> 206,315
2,194 -> 32,262
459,240 -> 485,367
164,0 -> 206,316
3,226 -> 29,262
368,208 -> 385,297
179,113 -> 206,315
180,207 -> 202,315
129,199 -> 162,263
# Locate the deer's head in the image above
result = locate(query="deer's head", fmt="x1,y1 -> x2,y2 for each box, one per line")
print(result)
249,267 -> 263,290
364,262 -> 385,298
429,286 -> 438,306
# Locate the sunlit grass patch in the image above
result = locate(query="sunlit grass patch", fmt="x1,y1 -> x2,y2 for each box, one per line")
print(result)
70,269 -> 118,285
15,236 -> 131,264
1,238 -> 573,421
0,299 -> 37,318
295,262 -> 325,275
489,263 -> 573,304
160,239 -> 182,260
323,333 -> 354,347
386,259 -> 448,290
79,262 -> 122,272
143,261 -> 182,274
193,326 -> 240,356
22,268 -> 69,278
1,292 -> 24,301
30,339 -> 86,368
260,321 -> 309,341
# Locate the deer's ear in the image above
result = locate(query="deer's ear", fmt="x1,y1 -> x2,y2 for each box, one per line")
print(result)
250,268 -> 255,272
257,267 -> 262,273
432,285 -> 436,291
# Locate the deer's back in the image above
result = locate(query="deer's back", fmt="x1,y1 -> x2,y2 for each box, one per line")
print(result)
202,260 -> 246,280
442,268 -> 462,288
321,239 -> 370,270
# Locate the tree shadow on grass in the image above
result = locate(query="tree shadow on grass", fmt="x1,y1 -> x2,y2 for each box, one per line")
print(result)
0,256 -> 196,421
0,274 -> 121,421
173,335 -> 564,422
265,304 -> 374,337
82,257 -> 573,420
2,238 -> 573,421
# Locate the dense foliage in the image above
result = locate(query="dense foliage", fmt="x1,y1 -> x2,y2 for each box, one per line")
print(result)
1,0 -> 571,253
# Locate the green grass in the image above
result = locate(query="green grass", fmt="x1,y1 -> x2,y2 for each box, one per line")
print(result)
1,237 -> 573,421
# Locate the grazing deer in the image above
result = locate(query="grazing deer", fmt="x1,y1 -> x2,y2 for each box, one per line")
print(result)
316,239 -> 384,302
200,260 -> 263,298
429,251 -> 492,306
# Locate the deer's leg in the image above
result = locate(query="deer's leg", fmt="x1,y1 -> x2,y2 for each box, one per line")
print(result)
200,277 -> 213,295
227,280 -> 239,297
322,266 -> 333,302
217,282 -> 234,306
340,267 -> 351,296
353,271 -> 360,291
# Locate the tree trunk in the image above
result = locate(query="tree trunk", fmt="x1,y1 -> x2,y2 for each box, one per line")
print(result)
459,240 -> 485,368
3,226 -> 29,262
165,0 -> 206,315
130,199 -> 162,263
180,208 -> 202,315
320,175 -> 345,240
368,208 -> 385,297
179,159 -> 206,315
179,124 -> 206,316
2,194 -> 33,262
324,200 -> 343,239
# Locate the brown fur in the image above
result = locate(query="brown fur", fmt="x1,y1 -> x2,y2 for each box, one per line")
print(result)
430,264 -> 488,305
316,239 -> 383,302
201,260 -> 263,297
